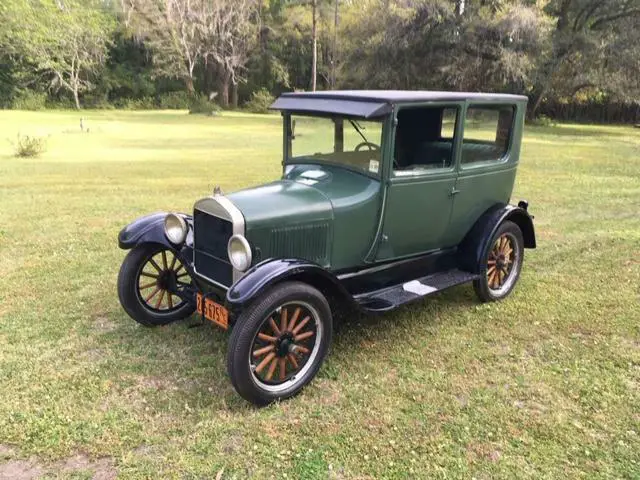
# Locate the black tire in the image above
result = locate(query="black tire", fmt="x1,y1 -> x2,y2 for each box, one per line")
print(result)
117,244 -> 195,327
473,221 -> 524,302
227,281 -> 333,406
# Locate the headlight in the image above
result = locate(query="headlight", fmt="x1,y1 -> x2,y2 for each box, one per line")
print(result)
227,234 -> 252,271
164,213 -> 187,245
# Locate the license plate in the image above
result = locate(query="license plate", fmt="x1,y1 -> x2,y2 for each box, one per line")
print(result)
196,293 -> 229,330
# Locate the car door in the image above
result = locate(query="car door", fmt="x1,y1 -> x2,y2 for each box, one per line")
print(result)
445,102 -> 520,246
375,103 -> 463,261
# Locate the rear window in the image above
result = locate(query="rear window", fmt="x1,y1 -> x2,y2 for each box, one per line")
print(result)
461,106 -> 515,167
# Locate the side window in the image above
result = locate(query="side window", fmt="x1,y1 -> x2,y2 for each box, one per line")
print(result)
440,108 -> 457,138
393,106 -> 458,176
461,106 -> 514,167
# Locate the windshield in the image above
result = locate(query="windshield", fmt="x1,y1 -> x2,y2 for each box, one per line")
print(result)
288,115 -> 384,177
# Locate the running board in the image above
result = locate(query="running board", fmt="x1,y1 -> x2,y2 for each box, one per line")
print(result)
355,269 -> 480,312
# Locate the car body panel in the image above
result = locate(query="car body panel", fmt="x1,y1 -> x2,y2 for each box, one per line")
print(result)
119,91 -> 535,320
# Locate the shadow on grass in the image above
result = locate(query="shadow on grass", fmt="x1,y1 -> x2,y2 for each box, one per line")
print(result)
95,284 -> 480,411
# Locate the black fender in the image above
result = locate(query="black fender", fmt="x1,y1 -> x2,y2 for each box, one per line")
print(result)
118,212 -> 193,250
458,203 -> 536,274
118,212 -> 199,307
226,258 -> 357,315
118,212 -> 195,272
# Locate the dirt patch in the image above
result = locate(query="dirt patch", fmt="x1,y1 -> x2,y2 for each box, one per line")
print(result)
0,460 -> 43,480
0,445 -> 15,459
93,314 -> 119,333
53,454 -> 116,480
222,432 -> 245,455
0,452 -> 116,480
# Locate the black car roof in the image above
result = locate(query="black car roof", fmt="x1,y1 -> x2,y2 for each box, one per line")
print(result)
270,90 -> 528,118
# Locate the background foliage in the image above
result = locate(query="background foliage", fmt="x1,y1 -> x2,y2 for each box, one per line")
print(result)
0,0 -> 638,121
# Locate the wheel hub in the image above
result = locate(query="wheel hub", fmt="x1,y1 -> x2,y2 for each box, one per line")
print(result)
157,270 -> 177,291
275,333 -> 294,357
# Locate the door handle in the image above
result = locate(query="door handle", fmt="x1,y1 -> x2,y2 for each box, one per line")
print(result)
450,187 -> 460,196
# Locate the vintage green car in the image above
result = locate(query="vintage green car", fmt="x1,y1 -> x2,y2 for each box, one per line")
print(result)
117,90 -> 536,405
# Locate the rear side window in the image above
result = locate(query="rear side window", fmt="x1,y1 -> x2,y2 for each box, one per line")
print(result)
462,106 -> 514,167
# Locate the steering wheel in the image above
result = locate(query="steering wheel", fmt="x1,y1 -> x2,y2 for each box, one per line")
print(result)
355,141 -> 380,152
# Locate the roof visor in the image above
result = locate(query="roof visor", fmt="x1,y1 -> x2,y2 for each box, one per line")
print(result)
270,97 -> 392,119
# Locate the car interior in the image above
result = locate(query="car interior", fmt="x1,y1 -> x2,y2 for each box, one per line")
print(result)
393,106 -> 514,173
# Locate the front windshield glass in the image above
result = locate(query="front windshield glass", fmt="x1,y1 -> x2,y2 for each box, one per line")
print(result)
288,115 -> 384,177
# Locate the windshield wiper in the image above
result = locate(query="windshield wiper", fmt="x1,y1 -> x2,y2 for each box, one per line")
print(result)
349,119 -> 369,144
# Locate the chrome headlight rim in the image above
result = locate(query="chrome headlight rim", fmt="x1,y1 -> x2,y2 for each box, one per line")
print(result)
227,234 -> 252,272
164,213 -> 188,245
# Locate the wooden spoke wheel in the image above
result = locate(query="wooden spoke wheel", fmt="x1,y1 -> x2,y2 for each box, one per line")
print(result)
250,302 -> 320,388
118,244 -> 195,326
473,221 -> 524,302
227,282 -> 333,406
136,249 -> 191,313
487,234 -> 515,291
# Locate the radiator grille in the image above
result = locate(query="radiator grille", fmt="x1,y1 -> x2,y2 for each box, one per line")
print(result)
193,209 -> 233,286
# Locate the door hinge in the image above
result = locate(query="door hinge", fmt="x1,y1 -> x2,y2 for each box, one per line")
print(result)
450,187 -> 461,196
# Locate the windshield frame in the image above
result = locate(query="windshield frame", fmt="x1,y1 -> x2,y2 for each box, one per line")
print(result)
282,111 -> 390,180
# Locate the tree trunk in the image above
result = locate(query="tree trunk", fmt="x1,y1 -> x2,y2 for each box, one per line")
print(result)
219,72 -> 231,108
231,83 -> 238,109
311,0 -> 317,91
185,76 -> 195,95
331,0 -> 338,88
528,85 -> 548,120
72,87 -> 81,110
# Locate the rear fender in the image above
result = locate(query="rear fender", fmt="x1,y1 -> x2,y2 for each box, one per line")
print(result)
458,203 -> 536,273
226,258 -> 357,315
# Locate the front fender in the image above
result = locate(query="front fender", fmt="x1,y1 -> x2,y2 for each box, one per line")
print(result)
458,203 -> 536,273
226,258 -> 356,313
118,212 -> 193,250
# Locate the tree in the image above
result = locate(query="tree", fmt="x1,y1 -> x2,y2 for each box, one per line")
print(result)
122,0 -> 204,94
198,0 -> 260,107
528,0 -> 640,117
0,0 -> 115,109
311,0 -> 317,91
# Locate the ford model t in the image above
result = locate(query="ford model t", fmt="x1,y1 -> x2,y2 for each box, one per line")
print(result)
117,91 -> 536,405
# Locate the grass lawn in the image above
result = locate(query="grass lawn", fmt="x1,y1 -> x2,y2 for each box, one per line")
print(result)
0,110 -> 638,479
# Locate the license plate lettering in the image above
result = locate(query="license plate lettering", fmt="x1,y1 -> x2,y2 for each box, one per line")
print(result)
197,293 -> 228,329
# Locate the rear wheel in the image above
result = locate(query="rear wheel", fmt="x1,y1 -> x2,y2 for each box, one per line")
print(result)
117,244 -> 195,326
227,282 -> 333,406
473,221 -> 524,302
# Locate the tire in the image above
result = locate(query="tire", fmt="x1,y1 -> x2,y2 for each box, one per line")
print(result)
473,221 -> 524,303
117,243 -> 195,326
226,281 -> 333,406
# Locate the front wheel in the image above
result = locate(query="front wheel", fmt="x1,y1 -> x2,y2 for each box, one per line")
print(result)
226,282 -> 333,406
117,243 -> 195,326
473,221 -> 524,302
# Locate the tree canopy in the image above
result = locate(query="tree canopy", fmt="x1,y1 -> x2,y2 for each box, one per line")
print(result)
0,0 -> 638,119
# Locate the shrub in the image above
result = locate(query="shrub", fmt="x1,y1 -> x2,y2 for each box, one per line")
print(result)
188,94 -> 219,116
12,91 -> 47,111
81,94 -> 115,110
114,97 -> 157,110
244,88 -> 275,114
11,134 -> 47,158
158,91 -> 191,110
526,114 -> 555,127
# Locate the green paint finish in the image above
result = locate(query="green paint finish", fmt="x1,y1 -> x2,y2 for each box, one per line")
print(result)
228,164 -> 381,270
204,93 -> 528,274
377,172 -> 457,259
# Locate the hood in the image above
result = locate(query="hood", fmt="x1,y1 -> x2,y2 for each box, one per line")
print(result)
227,179 -> 334,229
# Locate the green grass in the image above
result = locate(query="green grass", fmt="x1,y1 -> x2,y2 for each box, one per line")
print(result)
0,110 -> 639,479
